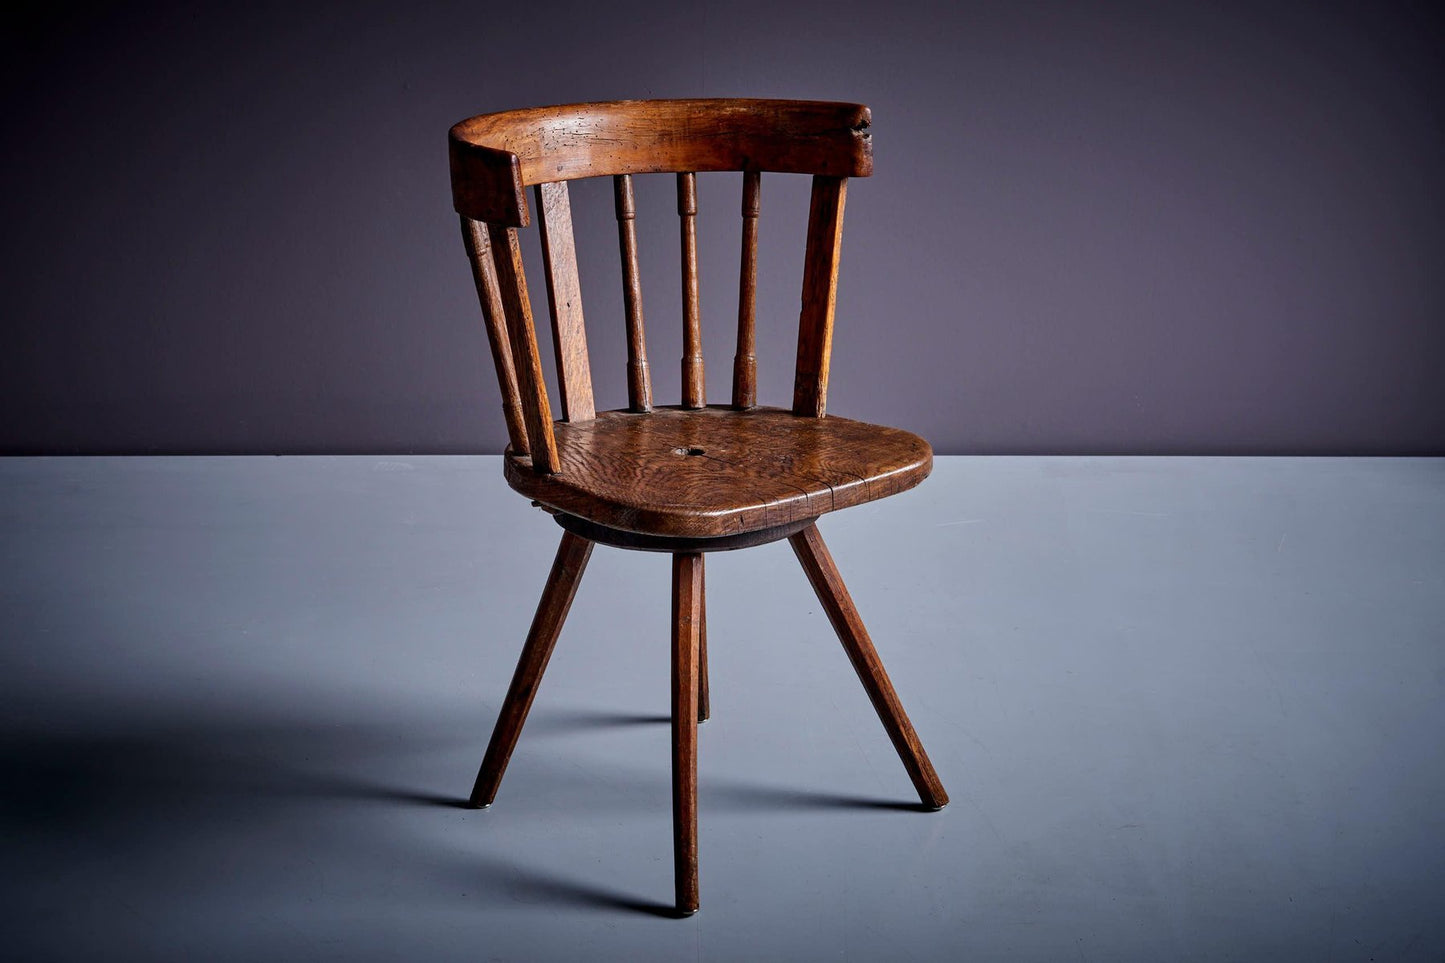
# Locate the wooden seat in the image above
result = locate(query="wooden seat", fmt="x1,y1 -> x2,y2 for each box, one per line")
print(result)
449,98 -> 946,917
507,406 -> 932,539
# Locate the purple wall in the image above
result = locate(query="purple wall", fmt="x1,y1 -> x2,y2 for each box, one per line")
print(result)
2,1 -> 1441,454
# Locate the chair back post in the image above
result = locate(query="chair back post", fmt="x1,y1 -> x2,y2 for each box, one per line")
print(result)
487,223 -> 560,473
792,175 -> 848,418
459,215 -> 530,455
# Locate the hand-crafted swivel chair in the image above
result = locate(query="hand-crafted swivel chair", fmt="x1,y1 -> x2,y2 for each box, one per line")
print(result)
449,99 -> 946,916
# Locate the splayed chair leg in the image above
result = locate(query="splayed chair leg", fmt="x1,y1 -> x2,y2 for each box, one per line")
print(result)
469,531 -> 593,808
697,557 -> 710,723
671,552 -> 703,915
788,523 -> 949,810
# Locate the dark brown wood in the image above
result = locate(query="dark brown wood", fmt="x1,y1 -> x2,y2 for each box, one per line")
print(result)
459,216 -> 529,454
793,176 -> 848,417
487,224 -> 560,472
791,174 -> 843,413
732,170 -> 761,409
788,523 -> 948,810
613,174 -> 653,412
554,512 -> 815,553
450,99 -> 872,226
534,181 -> 595,423
698,558 -> 710,723
678,173 -> 705,409
470,531 -> 594,807
507,406 -> 932,538
671,552 -> 703,915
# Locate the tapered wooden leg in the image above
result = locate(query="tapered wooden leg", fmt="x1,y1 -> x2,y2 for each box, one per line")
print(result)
697,557 -> 710,723
671,552 -> 703,915
788,523 -> 949,810
469,531 -> 593,808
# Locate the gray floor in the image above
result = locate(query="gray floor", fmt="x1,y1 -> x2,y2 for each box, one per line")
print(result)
1,456 -> 1442,961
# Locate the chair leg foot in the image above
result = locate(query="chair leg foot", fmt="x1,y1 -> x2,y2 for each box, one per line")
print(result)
469,531 -> 594,808
671,552 -> 703,915
788,523 -> 949,811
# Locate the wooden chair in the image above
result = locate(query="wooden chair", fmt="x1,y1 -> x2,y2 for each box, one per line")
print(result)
449,98 -> 947,916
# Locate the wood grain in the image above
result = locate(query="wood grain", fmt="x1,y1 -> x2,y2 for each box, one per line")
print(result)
470,530 -> 594,807
459,215 -> 529,454
732,170 -> 761,409
534,182 -> 595,422
698,557 -> 710,724
506,406 -> 932,538
451,99 -> 872,226
671,551 -> 703,915
788,523 -> 948,810
793,176 -> 847,418
487,224 -> 559,473
678,173 -> 704,408
613,174 -> 653,412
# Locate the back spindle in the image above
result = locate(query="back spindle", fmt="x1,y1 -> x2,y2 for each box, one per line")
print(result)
614,174 -> 652,412
732,170 -> 761,409
678,172 -> 705,408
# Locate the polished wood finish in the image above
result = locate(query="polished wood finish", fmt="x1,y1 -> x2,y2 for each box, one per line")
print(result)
670,552 -> 703,915
677,173 -> 705,408
459,216 -> 529,454
470,531 -> 594,807
535,181 -> 595,422
450,99 -> 944,917
793,176 -> 848,418
506,406 -> 931,538
788,523 -> 948,810
613,174 -> 652,412
487,223 -> 559,473
450,99 -> 872,226
732,170 -> 761,409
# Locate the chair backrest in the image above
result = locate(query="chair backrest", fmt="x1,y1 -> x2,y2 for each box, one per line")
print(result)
450,98 -> 872,474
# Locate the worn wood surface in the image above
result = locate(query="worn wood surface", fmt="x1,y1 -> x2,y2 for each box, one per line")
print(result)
506,406 -> 932,538
534,182 -> 595,423
793,176 -> 848,418
459,216 -> 529,454
451,99 -> 872,226
613,174 -> 652,412
788,523 -> 948,810
670,552 -> 703,915
732,170 -> 761,409
470,530 -> 594,807
487,224 -> 559,473
677,173 -> 705,408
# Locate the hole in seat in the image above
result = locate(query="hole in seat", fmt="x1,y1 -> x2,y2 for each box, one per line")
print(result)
672,446 -> 707,457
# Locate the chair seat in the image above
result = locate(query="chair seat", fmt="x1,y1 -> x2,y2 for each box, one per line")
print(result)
504,405 -> 932,539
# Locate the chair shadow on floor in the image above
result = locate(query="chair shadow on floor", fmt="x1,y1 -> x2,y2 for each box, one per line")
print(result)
0,704 -> 928,924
